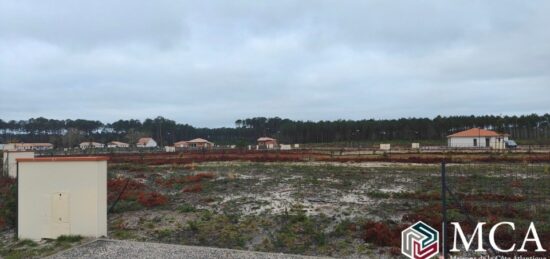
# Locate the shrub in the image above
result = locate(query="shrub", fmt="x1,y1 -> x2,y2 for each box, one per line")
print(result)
16,239 -> 38,247
56,235 -> 83,243
185,172 -> 215,183
177,203 -> 196,213
137,192 -> 168,207
0,177 -> 17,230
183,183 -> 203,193
188,220 -> 199,232
363,221 -> 402,247
108,178 -> 146,202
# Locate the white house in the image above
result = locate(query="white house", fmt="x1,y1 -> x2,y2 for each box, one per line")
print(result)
107,141 -> 129,148
2,151 -> 34,178
174,141 -> 189,148
447,128 -> 508,149
136,137 -> 157,148
3,143 -> 53,151
188,138 -> 214,148
17,156 -> 108,240
257,137 -> 278,149
80,142 -> 104,149
178,138 -> 214,149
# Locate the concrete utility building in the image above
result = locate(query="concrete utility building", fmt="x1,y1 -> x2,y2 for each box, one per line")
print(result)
2,151 -> 34,178
257,137 -> 278,149
17,157 -> 108,240
447,128 -> 509,149
136,137 -> 157,148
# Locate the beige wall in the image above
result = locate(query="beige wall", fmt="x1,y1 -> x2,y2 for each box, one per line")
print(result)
2,151 -> 34,178
380,144 -> 391,150
18,159 -> 107,240
448,136 -> 508,149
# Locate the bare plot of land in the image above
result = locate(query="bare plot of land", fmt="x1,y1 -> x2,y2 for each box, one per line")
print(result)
103,161 -> 550,257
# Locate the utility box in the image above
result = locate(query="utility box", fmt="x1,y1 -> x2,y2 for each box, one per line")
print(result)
380,144 -> 391,150
2,151 -> 34,178
279,144 -> 292,150
17,157 -> 108,240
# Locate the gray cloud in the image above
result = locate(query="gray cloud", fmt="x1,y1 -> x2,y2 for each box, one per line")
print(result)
1,0 -> 549,127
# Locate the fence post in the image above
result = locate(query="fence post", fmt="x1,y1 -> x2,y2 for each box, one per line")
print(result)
441,161 -> 448,259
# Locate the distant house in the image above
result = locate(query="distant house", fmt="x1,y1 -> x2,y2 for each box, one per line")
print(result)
186,138 -> 214,148
107,141 -> 129,148
447,128 -> 508,149
3,143 -> 53,151
80,142 -> 104,149
257,137 -> 278,149
174,141 -> 189,148
136,137 -> 157,148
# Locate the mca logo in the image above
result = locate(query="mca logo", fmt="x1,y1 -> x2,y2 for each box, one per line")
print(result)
401,221 -> 439,259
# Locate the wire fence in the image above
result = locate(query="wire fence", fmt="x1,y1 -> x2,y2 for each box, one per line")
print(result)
441,162 -> 550,257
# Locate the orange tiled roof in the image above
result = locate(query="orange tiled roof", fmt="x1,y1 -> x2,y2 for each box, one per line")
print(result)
108,141 -> 128,145
447,128 -> 508,138
257,137 -> 276,141
17,156 -> 109,162
137,137 -> 153,145
187,138 -> 212,144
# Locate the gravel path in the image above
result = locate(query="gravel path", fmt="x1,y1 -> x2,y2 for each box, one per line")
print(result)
47,239 -> 332,259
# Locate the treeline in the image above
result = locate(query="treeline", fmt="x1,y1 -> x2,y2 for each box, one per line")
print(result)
0,114 -> 549,147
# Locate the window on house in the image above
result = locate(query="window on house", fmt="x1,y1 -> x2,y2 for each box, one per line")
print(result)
473,139 -> 477,147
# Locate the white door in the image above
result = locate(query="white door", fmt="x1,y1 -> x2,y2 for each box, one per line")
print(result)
50,192 -> 70,238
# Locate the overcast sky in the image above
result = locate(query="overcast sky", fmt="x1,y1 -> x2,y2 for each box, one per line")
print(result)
1,1 -> 549,127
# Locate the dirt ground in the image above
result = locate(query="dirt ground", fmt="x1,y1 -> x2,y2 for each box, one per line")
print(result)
104,161 -> 550,257
2,161 -> 549,258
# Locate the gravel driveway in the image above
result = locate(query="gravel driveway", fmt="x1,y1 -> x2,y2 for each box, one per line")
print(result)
47,239 -> 332,259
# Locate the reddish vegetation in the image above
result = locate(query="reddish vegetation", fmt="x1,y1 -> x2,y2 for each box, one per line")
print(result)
137,192 -> 168,207
59,149 -> 550,166
363,221 -> 404,247
511,180 -> 522,188
183,183 -> 203,193
389,247 -> 401,256
185,172 -> 215,182
107,178 -> 146,202
461,202 -> 531,219
0,177 -> 16,193
461,193 -> 526,202
395,192 -> 441,201
402,204 -> 442,228
154,172 -> 215,190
